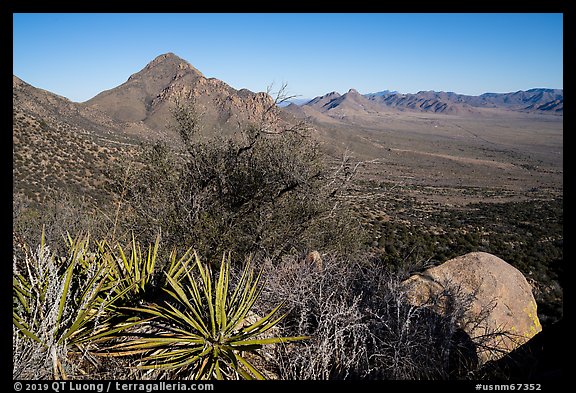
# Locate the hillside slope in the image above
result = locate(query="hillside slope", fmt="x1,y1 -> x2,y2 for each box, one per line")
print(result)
83,52 -> 279,137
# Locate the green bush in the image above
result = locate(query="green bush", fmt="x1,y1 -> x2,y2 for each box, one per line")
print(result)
113,101 -> 366,263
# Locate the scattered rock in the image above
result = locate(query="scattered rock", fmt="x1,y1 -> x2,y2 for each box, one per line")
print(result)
305,250 -> 323,271
401,252 -> 542,364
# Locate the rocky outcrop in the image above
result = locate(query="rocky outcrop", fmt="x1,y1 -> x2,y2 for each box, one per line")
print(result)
401,252 -> 542,364
84,52 -> 282,137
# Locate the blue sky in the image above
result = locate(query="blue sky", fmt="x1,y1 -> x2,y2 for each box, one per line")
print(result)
13,13 -> 563,102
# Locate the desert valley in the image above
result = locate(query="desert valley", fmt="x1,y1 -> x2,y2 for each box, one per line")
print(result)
13,53 -> 563,381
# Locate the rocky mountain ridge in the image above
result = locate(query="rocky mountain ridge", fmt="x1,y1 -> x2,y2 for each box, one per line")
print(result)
298,87 -> 563,120
82,52 -> 279,137
13,52 -> 563,205
13,53 -> 284,204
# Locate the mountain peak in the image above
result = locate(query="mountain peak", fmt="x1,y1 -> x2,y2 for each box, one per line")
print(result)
83,53 -> 280,133
147,52 -> 184,66
305,91 -> 341,108
347,88 -> 360,95
141,52 -> 202,76
86,52 -> 207,122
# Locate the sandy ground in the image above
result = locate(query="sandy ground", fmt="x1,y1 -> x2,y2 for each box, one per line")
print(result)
310,110 -> 562,206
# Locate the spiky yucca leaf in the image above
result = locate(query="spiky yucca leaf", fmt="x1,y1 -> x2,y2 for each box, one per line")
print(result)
12,233 -> 138,378
165,246 -> 196,282
112,251 -> 307,379
96,233 -> 160,303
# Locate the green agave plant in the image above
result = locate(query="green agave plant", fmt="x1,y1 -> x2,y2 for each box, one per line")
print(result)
13,233 -> 135,379
110,251 -> 307,379
96,233 -> 160,303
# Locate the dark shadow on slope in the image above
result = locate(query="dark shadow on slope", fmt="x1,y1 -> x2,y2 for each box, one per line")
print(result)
479,319 -> 563,380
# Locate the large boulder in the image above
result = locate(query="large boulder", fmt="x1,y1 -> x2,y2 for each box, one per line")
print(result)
401,252 -> 542,364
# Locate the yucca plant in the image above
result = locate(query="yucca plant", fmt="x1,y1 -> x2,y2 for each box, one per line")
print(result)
109,251 -> 307,379
12,233 -> 134,379
96,233 -> 160,304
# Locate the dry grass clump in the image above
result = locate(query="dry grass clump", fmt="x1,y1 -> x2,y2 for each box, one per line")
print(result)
259,253 -> 508,380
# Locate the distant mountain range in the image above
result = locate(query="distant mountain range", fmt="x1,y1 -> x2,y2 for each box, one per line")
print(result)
290,87 -> 563,119
277,98 -> 311,107
364,90 -> 399,97
12,52 -> 563,204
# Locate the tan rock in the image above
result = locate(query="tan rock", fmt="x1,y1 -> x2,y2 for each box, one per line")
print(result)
305,250 -> 323,271
401,252 -> 542,364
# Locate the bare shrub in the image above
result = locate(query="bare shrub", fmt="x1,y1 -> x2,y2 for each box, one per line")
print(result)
12,234 -> 129,379
260,254 -> 371,379
364,274 -> 480,379
113,97 -> 367,263
12,317 -> 49,379
261,253 -> 511,380
12,240 -> 88,379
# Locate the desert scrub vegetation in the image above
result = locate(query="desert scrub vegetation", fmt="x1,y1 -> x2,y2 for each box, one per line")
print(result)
13,233 -> 303,380
13,92 -> 368,262
14,91 -> 559,380
13,109 -> 126,207
15,230 -> 514,380
108,98 -> 367,263
13,192 -> 113,256
366,198 -> 563,327
258,252 -> 509,379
